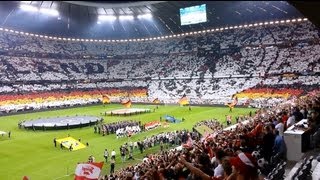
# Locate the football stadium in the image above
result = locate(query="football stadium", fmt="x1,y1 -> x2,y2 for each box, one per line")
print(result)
0,1 -> 319,180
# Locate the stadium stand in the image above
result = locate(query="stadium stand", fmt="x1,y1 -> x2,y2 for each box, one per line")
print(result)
0,20 -> 319,112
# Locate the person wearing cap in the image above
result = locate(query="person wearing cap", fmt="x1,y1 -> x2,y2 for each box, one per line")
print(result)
228,152 -> 259,180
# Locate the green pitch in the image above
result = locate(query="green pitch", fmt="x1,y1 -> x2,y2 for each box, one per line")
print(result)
0,104 -> 255,180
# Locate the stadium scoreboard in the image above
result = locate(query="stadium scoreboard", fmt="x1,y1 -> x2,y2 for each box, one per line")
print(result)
180,4 -> 207,26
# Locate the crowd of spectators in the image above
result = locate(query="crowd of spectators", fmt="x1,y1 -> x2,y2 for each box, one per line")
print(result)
97,91 -> 320,180
0,20 -> 318,111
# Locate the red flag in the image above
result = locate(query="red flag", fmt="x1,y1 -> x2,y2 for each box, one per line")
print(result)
74,162 -> 104,180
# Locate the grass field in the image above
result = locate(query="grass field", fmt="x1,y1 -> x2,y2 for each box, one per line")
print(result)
0,104 -> 255,180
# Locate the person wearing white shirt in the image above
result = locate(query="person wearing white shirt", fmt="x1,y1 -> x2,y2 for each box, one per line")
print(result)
111,149 -> 116,160
286,113 -> 296,128
213,149 -> 226,178
275,119 -> 284,137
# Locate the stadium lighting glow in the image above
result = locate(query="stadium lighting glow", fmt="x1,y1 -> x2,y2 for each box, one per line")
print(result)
98,15 -> 116,21
264,22 -> 269,25
286,19 -> 290,23
297,18 -> 302,22
30,33 -> 34,36
0,28 -> 3,31
14,30 -> 19,33
97,21 -> 101,24
173,35 -> 176,37
194,31 -> 198,34
9,29 -> 14,32
132,39 -> 136,41
137,14 -> 152,19
269,21 -> 274,24
254,23 -> 258,26
238,25 -> 243,28
169,35 -> 173,37
98,40 -> 102,42
259,23 -> 263,25
165,36 -> 168,38
181,33 -> 185,36
248,24 -> 253,27
44,36 -> 48,38
53,37 -> 57,40
103,40 -> 106,42
20,31 -> 24,34
275,21 -> 279,24
107,40 -> 111,42
119,15 -> 134,20
177,34 -> 180,37
206,30 -> 210,32
292,19 -> 296,22
215,28 -> 219,31
94,39 -> 98,42
89,39 -> 93,42
129,39 -> 132,41
185,33 -> 189,35
234,26 -> 238,29
39,35 -> 43,38
20,4 -> 38,12
303,18 -> 308,21
280,20 -> 285,23
202,30 -> 206,33
189,32 -> 193,34
39,8 -> 59,16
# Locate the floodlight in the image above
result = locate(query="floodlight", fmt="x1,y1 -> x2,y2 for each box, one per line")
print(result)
137,14 -> 152,19
39,8 -> 59,16
20,4 -> 38,12
98,15 -> 116,21
119,15 -> 134,20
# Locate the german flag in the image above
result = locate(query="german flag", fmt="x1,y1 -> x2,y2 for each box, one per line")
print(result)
232,96 -> 238,106
102,95 -> 110,104
121,99 -> 132,108
152,98 -> 160,104
225,96 -> 238,109
178,95 -> 189,106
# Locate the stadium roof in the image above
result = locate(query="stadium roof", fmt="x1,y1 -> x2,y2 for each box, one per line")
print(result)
0,1 -> 306,39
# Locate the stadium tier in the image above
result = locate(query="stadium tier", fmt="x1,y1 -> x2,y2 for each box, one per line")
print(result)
0,20 -> 319,112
